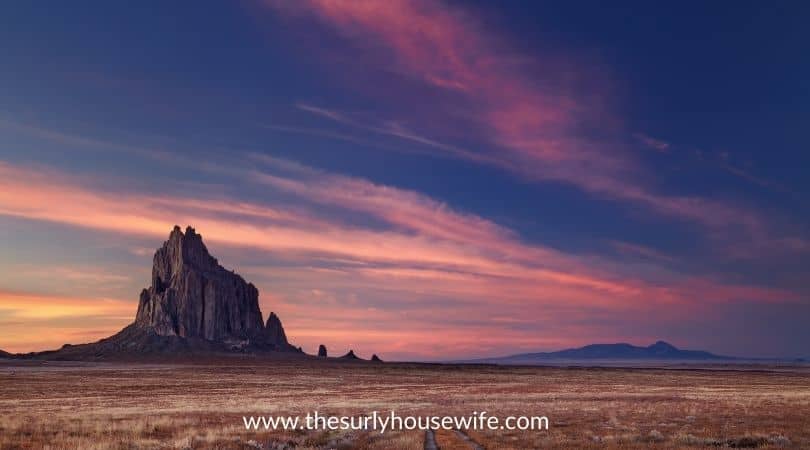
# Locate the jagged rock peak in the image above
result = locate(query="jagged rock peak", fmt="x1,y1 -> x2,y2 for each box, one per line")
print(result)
318,344 -> 327,357
135,225 -> 265,342
162,225 -> 219,275
371,354 -> 383,362
265,312 -> 288,346
341,349 -> 359,359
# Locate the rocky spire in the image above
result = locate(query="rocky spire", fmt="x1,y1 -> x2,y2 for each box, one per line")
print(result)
264,312 -> 288,346
317,344 -> 327,357
340,349 -> 360,359
371,354 -> 383,362
135,226 -> 266,341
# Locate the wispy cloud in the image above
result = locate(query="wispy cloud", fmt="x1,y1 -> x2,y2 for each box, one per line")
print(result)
267,0 -> 805,248
294,103 -> 506,167
0,156 -> 798,356
0,118 -> 176,162
12,265 -> 132,285
1,107 -> 806,356
633,131 -> 796,195
609,241 -> 676,263
0,290 -> 134,320
293,102 -> 789,243
633,133 -> 671,153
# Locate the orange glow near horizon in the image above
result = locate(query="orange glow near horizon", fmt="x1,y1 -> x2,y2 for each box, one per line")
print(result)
0,290 -> 135,353
0,157 -> 799,359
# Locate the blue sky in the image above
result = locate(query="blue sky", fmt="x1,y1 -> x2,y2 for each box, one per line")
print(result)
0,1 -> 808,359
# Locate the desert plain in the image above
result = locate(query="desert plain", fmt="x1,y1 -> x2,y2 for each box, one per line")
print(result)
0,358 -> 808,449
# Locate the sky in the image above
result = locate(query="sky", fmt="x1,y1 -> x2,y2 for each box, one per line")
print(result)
1,1 -> 809,360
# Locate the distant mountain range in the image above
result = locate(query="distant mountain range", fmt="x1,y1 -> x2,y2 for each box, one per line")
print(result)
0,349 -> 10,358
465,341 -> 734,364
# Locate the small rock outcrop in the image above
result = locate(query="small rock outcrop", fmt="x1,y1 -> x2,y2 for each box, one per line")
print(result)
0,349 -> 11,359
371,354 -> 383,362
340,349 -> 360,360
265,312 -> 287,345
318,344 -> 328,357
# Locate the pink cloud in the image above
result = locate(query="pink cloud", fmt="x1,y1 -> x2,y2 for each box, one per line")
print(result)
267,0 -> 800,246
0,158 -> 798,357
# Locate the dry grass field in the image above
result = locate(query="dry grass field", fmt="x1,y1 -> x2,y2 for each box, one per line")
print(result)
0,359 -> 808,449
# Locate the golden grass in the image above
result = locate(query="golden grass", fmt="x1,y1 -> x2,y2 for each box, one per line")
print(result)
0,361 -> 808,449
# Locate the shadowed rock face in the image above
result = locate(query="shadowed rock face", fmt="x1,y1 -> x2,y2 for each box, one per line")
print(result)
341,350 -> 360,360
135,226 -> 266,341
371,354 -> 382,362
265,312 -> 287,345
133,226 -> 292,350
318,344 -> 327,357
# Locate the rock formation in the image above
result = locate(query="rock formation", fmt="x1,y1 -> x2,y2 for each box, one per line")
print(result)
371,354 -> 383,362
10,225 -> 393,363
131,226 -> 295,351
136,226 -> 260,340
30,226 -> 300,359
